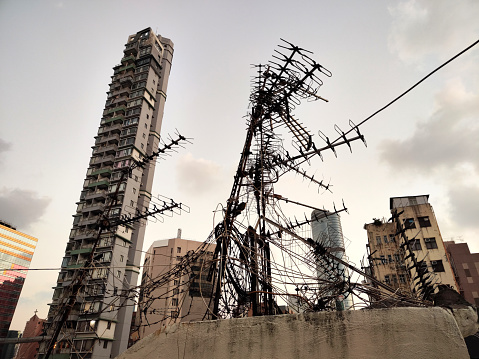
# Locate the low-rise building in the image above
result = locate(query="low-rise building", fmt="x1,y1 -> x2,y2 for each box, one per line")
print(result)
364,195 -> 458,300
134,230 -> 213,341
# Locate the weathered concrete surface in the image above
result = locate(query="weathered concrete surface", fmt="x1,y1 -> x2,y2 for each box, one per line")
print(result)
450,306 -> 479,337
119,307 -> 469,359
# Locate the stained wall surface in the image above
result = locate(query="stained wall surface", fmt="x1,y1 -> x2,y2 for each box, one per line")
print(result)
118,307 -> 469,359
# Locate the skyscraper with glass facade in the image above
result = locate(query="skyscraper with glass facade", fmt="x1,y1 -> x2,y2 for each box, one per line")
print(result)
0,220 -> 38,339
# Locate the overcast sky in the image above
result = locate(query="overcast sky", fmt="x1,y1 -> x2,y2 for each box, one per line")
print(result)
1,0 -> 478,330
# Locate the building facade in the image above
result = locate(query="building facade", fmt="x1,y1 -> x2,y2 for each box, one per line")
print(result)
15,312 -> 45,359
41,28 -> 174,359
135,231 -> 213,342
364,195 -> 458,299
311,210 -> 353,310
0,221 -> 38,340
444,241 -> 479,306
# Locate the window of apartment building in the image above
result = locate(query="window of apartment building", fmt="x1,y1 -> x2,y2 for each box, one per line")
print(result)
384,275 -> 391,284
418,216 -> 431,228
388,255 -> 393,263
417,261 -> 428,275
177,247 -> 181,254
174,279 -> 179,285
424,237 -> 438,249
172,298 -> 178,306
173,288 -> 179,295
391,274 -> 398,284
380,255 -> 387,264
465,268 -> 472,277
117,270 -> 122,278
376,236 -> 381,245
404,218 -> 416,229
399,274 -> 406,283
383,235 -> 388,243
431,260 -> 445,272
394,254 -> 401,262
410,239 -> 422,251
103,341 -> 108,349
389,234 -> 396,243
171,310 -> 178,318
120,255 -> 124,262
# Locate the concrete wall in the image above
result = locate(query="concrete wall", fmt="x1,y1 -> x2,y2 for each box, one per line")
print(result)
118,307 -> 469,359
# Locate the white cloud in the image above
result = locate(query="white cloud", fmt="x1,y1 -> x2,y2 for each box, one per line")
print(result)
175,153 -> 225,196
388,0 -> 479,63
0,138 -> 11,154
379,78 -> 479,174
448,184 -> 479,230
0,188 -> 51,230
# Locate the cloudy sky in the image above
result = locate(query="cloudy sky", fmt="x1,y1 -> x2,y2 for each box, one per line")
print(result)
1,0 -> 478,330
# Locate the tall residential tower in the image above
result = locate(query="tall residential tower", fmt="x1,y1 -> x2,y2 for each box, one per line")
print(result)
42,28 -> 174,359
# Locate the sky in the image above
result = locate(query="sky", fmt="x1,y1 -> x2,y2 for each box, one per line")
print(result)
0,0 -> 478,330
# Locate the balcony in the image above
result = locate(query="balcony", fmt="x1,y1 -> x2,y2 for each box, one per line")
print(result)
124,42 -> 138,55
121,55 -> 136,64
112,96 -> 128,106
91,166 -> 113,177
73,230 -> 97,241
71,247 -> 93,255
101,115 -> 124,125
110,86 -> 129,98
105,105 -> 126,115
120,76 -> 133,86
67,262 -> 84,269
93,144 -> 117,155
81,202 -> 105,214
119,63 -> 136,73
90,155 -> 115,166
78,216 -> 99,227
84,189 -> 107,201
87,180 -> 109,189
95,134 -> 120,146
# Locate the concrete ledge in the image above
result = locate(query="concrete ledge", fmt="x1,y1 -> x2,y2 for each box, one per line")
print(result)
119,307 -> 469,359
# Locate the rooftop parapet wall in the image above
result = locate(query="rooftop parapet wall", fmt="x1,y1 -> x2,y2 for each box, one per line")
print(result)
118,307 -> 469,359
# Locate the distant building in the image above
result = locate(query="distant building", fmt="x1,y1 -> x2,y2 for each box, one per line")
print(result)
135,230 -> 213,341
311,210 -> 353,310
15,312 -> 45,359
444,241 -> 479,306
364,195 -> 458,299
0,331 -> 21,359
0,221 -> 38,339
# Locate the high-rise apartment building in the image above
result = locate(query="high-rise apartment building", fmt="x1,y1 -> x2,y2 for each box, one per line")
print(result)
364,195 -> 458,299
42,28 -> 174,359
135,231 -> 213,341
0,220 -> 38,340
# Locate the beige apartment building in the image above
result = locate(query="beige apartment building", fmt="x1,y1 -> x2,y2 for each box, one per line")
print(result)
365,195 -> 458,300
135,231 -> 213,340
